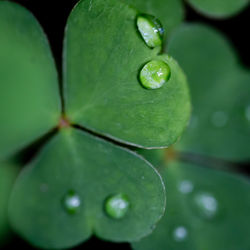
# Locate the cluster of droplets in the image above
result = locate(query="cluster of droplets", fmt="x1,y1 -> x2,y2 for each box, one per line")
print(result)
178,180 -> 219,220
136,14 -> 171,90
62,190 -> 130,219
172,180 -> 220,243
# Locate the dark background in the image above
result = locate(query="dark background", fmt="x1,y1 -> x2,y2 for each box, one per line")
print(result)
3,0 -> 250,249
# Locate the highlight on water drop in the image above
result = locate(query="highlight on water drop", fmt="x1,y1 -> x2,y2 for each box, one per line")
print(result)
139,60 -> 171,89
136,14 -> 164,48
104,193 -> 130,219
193,192 -> 219,219
178,180 -> 194,194
62,190 -> 81,215
173,226 -> 188,242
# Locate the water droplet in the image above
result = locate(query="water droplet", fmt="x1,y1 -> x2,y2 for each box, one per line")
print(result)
178,180 -> 194,194
62,190 -> 81,214
189,115 -> 199,129
137,14 -> 164,48
245,105 -> 250,121
193,192 -> 218,219
173,226 -> 188,242
105,193 -> 130,219
211,111 -> 228,128
140,60 -> 171,89
40,183 -> 48,192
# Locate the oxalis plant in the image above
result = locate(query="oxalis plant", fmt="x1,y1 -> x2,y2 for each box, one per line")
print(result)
0,0 -> 250,249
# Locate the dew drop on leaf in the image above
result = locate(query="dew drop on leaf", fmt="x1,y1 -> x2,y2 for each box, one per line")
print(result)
211,111 -> 228,128
245,105 -> 250,121
40,183 -> 48,192
105,193 -> 130,219
137,14 -> 164,48
178,180 -> 194,194
192,192 -> 219,219
62,190 -> 81,215
172,226 -> 188,242
189,115 -> 199,129
139,60 -> 171,89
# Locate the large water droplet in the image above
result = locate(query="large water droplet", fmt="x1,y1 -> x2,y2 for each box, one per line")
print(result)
140,60 -> 171,89
173,226 -> 188,242
211,111 -> 228,128
178,180 -> 194,194
193,192 -> 218,219
245,105 -> 250,121
105,193 -> 130,219
62,190 -> 81,214
137,14 -> 164,48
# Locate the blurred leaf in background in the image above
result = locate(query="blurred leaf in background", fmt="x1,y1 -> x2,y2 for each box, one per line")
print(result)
0,163 -> 18,246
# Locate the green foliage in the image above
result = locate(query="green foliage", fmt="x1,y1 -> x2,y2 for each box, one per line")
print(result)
0,1 -> 61,160
132,23 -> 250,250
63,0 -> 190,148
0,0 -> 191,248
0,162 -> 18,245
9,128 -> 165,248
187,0 -> 249,18
132,158 -> 250,250
168,24 -> 250,161
1,0 -> 249,249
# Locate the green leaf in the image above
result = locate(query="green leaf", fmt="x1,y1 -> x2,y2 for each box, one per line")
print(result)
168,24 -> 250,161
9,128 -> 166,249
0,1 -> 61,160
0,162 -> 18,245
132,157 -> 250,250
63,0 -> 191,149
124,0 -> 184,35
186,0 -> 249,18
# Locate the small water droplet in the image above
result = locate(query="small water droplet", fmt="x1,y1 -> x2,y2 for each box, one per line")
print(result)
211,111 -> 228,128
245,105 -> 250,121
62,190 -> 81,214
189,115 -> 199,129
178,180 -> 194,194
140,60 -> 171,89
137,14 -> 164,48
40,183 -> 48,192
105,193 -> 130,219
193,192 -> 218,219
173,226 -> 188,242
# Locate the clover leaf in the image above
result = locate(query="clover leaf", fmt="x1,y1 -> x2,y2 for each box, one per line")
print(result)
168,24 -> 250,161
0,0 -> 191,248
0,1 -> 61,160
9,128 -> 166,249
132,153 -> 250,250
63,0 -> 190,148
186,0 -> 249,18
